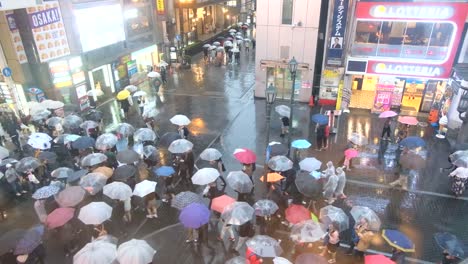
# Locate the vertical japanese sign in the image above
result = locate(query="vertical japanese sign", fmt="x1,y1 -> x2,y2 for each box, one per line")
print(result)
4,11 -> 28,64
156,0 -> 166,20
327,0 -> 348,66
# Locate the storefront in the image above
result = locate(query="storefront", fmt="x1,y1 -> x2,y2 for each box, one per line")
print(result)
341,2 -> 468,114
88,64 -> 115,103
131,45 -> 160,73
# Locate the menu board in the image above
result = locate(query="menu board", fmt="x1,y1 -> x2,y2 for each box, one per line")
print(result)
5,11 -> 27,64
26,1 -> 70,63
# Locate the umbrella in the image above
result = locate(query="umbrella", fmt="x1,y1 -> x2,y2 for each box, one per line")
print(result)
103,182 -> 132,201
311,114 -> 329,125
30,132 -> 53,142
299,157 -> 322,172
0,146 -> 9,159
55,186 -> 86,207
179,203 -> 211,228
295,172 -> 321,198
72,136 -> 96,150
117,90 -> 131,100
31,109 -> 51,121
14,225 -> 44,255
192,168 -> 220,185
200,148 -> 222,161
133,91 -> 147,97
168,139 -> 193,153
291,139 -> 312,149
224,41 -> 233,47
399,136 -> 426,148
450,167 -> 468,179
295,254 -> 328,264
209,45 -> 217,50
0,229 -> 26,255
268,142 -> 288,157
29,101 -> 46,113
221,202 -> 254,225
63,114 -> 83,129
382,229 -> 415,252
46,116 -> 63,128
213,41 -> 221,46
68,169 -> 88,183
46,207 -> 75,229
117,239 -> 156,264
379,111 -> 398,118
350,206 -> 382,231
16,157 -> 41,173
171,191 -> 204,210
290,220 -> 325,243
226,256 -> 248,264
85,110 -> 104,122
229,29 -> 236,33
147,71 -> 161,78
78,202 -> 112,225
159,132 -> 181,148
32,185 -> 60,199
41,99 -> 64,109
246,235 -> 283,258
143,145 -> 159,162
81,153 -> 108,167
211,195 -> 236,213
203,43 -> 211,48
231,47 -> 240,53
74,240 -> 117,264
398,116 -> 419,125
268,155 -> 293,172
453,157 -> 468,168
434,232 -> 464,258
116,123 -> 135,137
80,173 -> 108,195
320,205 -> 349,231
233,148 -> 257,163
133,180 -> 157,197
364,255 -> 395,264
227,171 -> 253,193
216,47 -> 225,52
400,152 -> 426,170
64,134 -> 81,144
134,128 -> 157,142
80,120 -> 99,130
154,166 -> 175,177
116,149 -> 140,164
348,132 -> 368,146
28,137 -> 51,150
113,165 -> 137,181
93,166 -> 113,178
273,257 -> 292,264
124,85 -> 138,93
450,150 -> 468,162
285,204 -> 310,224
38,151 -> 57,162
253,199 -> 279,216
344,148 -> 359,159
260,172 -> 284,183
0,158 -> 17,167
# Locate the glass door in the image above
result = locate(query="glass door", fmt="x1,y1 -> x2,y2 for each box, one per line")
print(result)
266,67 -> 301,101
420,80 -> 437,112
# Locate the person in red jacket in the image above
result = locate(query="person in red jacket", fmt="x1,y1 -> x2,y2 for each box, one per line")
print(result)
246,247 -> 263,263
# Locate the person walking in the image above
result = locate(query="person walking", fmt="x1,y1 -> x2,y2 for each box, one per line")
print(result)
320,222 -> 340,263
5,164 -> 26,196
235,220 -> 254,252
352,219 -> 374,261
280,116 -> 289,138
178,125 -> 189,139
448,167 -> 468,197
382,117 -> 392,140
316,124 -> 328,151
5,116 -> 21,152
323,170 -> 338,204
210,158 -> 227,186
137,96 -> 146,116
160,66 -> 167,84
334,167 -> 347,199
144,192 -> 161,218
119,99 -> 130,120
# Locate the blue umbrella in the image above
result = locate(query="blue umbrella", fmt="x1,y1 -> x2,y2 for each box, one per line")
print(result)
179,203 -> 211,228
0,229 -> 26,255
153,166 -> 175,177
32,185 -> 61,200
399,136 -> 426,148
291,139 -> 312,149
14,225 -> 44,255
382,229 -> 415,252
311,114 -> 329,125
72,136 -> 96,150
434,232 -> 464,258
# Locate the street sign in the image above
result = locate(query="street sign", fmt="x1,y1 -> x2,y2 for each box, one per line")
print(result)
0,0 -> 43,11
2,67 -> 12,77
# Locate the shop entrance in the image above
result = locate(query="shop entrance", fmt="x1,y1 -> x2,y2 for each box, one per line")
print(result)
88,65 -> 114,102
349,75 -> 376,109
400,79 -> 424,114
266,67 -> 301,101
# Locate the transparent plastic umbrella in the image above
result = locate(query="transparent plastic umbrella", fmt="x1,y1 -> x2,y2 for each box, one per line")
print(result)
348,132 -> 368,146
95,133 -> 118,151
199,148 -> 222,161
226,256 -> 248,264
221,201 -> 254,225
191,168 -> 220,185
134,128 -> 157,142
267,155 -> 293,172
16,157 -> 41,173
246,235 -> 283,258
78,202 -> 113,225
40,99 -> 64,109
170,114 -> 191,126
290,220 -> 325,243
115,123 -> 135,137
79,173 -> 108,195
171,191 -> 204,210
168,139 -> 193,154
63,114 -> 83,129
103,182 -> 132,201
80,120 -> 99,130
350,206 -> 381,231
31,109 -> 51,121
0,146 -> 9,159
117,239 -> 156,264
73,240 -> 116,264
226,171 -> 253,193
46,116 -> 63,128
319,205 -> 349,231
275,105 -> 290,117
81,153 -> 108,167
299,158 -> 322,172
253,199 -> 279,216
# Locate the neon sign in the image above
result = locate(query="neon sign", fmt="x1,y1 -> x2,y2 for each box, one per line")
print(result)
373,62 -> 444,78
370,5 -> 454,19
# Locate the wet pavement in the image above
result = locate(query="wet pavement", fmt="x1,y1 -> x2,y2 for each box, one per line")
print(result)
0,45 -> 466,264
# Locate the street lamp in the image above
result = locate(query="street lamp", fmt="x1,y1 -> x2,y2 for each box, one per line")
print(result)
287,57 -> 298,156
264,83 -> 277,190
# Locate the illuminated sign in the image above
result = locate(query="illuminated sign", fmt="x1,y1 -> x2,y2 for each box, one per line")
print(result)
370,5 -> 454,19
156,0 -> 165,15
372,62 -> 444,78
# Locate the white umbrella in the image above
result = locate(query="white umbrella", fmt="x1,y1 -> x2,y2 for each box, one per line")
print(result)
216,47 -> 225,52
87,89 -> 104,97
275,105 -> 290,117
29,132 -> 52,142
133,180 -> 157,197
299,158 -> 322,172
103,182 -> 132,201
244,38 -> 251,42
78,202 -> 112,225
159,61 -> 169,67
213,41 -> 221,46
199,148 -> 222,161
268,156 -> 293,172
40,99 -> 64,109
28,101 -> 46,114
74,240 -> 117,264
132,91 -> 147,97
224,41 -> 233,46
168,139 -> 193,154
125,85 -> 138,93
170,114 -> 191,126
449,167 -> 468,179
203,43 -> 211,48
117,239 -> 156,264
191,168 -> 220,185
209,45 -> 217,50
147,71 -> 160,78
28,133 -> 52,150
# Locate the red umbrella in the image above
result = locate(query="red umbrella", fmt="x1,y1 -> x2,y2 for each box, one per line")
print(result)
344,148 -> 359,159
233,148 -> 257,164
211,195 -> 236,213
365,255 -> 395,264
46,207 -> 75,229
285,204 -> 310,224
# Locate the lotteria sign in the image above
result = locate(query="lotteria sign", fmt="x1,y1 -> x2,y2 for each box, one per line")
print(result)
368,61 -> 445,78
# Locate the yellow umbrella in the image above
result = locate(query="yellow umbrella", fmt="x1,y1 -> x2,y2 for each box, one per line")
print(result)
260,172 -> 285,182
116,90 -> 131,100
93,166 -> 113,178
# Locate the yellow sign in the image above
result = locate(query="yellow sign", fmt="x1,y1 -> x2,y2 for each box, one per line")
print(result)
336,80 -> 344,110
156,0 -> 165,14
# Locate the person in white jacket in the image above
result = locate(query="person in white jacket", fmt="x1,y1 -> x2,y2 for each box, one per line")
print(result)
334,167 -> 347,199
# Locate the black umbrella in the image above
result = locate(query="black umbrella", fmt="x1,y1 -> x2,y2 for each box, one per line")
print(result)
113,165 -> 137,181
269,143 -> 288,157
16,157 -> 41,173
159,132 -> 181,148
295,172 -> 321,198
38,151 -> 57,162
116,149 -> 140,164
72,136 -> 95,150
85,110 -> 104,122
68,169 -> 88,183
0,229 -> 26,255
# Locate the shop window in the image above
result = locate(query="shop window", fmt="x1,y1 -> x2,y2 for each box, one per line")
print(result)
125,7 -> 153,38
282,0 -> 293,25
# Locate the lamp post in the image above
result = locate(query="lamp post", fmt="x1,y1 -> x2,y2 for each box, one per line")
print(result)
287,57 -> 298,156
264,83 -> 277,189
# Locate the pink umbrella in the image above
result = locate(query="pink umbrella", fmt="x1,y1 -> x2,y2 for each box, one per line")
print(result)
398,116 -> 419,125
211,195 -> 236,213
233,148 -> 257,164
344,148 -> 359,159
379,111 -> 398,118
285,204 -> 310,224
46,207 -> 75,229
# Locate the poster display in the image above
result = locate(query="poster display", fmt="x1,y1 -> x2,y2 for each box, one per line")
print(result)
5,11 -> 27,64
26,1 -> 70,63
372,84 -> 394,113
320,67 -> 344,100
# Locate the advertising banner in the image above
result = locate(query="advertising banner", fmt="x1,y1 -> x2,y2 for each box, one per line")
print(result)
0,0 -> 42,11
26,1 -> 70,63
156,0 -> 166,19
327,0 -> 348,66
372,84 -> 394,113
4,11 -> 27,63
